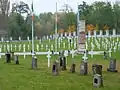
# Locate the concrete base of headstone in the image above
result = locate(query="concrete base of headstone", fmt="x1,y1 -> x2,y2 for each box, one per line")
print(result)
107,58 -> 118,72
107,68 -> 118,72
52,60 -> 59,76
80,61 -> 88,75
69,63 -> 76,73
93,74 -> 103,88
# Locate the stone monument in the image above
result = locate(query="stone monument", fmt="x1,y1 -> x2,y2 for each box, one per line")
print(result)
107,58 -> 118,72
92,64 -> 103,88
31,56 -> 38,69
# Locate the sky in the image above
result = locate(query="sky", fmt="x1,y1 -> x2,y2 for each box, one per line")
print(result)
10,0 -> 116,14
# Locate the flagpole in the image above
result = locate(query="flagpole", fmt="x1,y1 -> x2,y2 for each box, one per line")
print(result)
77,2 -> 79,50
77,2 -> 80,37
31,0 -> 34,57
55,2 -> 58,52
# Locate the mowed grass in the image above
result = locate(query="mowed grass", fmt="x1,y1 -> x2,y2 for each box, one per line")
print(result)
0,36 -> 120,90
0,54 -> 120,90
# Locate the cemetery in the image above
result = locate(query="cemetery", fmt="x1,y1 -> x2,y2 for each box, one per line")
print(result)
0,0 -> 120,90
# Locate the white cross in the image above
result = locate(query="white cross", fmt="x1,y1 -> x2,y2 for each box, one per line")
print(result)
63,43 -> 65,48
64,50 -> 68,64
71,49 -> 75,58
90,49 -> 94,58
51,44 -> 53,50
27,44 -> 30,51
47,50 -> 51,68
82,53 -> 88,62
36,44 -> 39,52
109,49 -> 112,57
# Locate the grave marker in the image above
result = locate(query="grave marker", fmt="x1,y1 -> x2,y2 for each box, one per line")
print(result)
52,60 -> 59,75
107,58 -> 118,72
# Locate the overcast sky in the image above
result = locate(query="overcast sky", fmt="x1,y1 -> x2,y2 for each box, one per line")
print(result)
11,0 -> 116,14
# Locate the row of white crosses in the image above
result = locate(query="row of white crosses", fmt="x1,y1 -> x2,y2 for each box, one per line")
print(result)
87,29 -> 120,58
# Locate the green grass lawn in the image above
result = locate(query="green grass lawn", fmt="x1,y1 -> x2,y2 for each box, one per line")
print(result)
0,37 -> 120,90
0,54 -> 120,90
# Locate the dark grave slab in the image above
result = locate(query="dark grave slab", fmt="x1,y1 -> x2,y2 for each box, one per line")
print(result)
80,61 -> 88,75
52,60 -> 59,75
70,63 -> 76,73
62,57 -> 66,70
107,58 -> 118,72
59,57 -> 63,67
93,74 -> 103,88
5,52 -> 11,63
92,64 -> 102,76
31,56 -> 38,69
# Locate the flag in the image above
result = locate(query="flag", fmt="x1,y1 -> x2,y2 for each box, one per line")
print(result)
31,1 -> 34,21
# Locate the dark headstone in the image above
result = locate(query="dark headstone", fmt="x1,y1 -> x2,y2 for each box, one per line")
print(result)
14,55 -> 19,64
60,57 -> 63,67
92,64 -> 102,76
31,56 -> 37,69
5,52 -> 11,63
52,60 -> 59,75
70,63 -> 76,73
93,74 -> 103,88
80,61 -> 88,75
62,57 -> 66,70
107,58 -> 118,72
